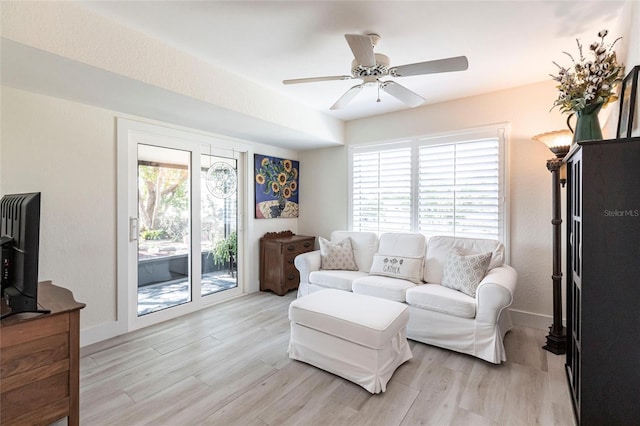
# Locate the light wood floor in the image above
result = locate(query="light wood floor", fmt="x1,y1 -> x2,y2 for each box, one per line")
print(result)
79,291 -> 576,426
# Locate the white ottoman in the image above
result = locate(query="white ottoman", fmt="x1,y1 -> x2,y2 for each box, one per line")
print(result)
288,289 -> 412,393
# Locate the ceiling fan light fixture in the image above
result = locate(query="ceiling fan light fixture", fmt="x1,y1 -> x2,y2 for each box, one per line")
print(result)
283,33 -> 468,110
351,53 -> 390,78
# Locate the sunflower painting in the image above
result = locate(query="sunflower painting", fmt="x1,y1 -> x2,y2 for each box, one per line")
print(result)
254,154 -> 299,219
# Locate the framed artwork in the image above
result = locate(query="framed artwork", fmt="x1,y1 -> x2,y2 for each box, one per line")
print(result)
254,154 -> 299,219
617,65 -> 639,138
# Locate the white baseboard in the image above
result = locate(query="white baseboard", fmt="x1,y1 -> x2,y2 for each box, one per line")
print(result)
79,290 -> 253,347
80,320 -> 126,348
510,308 -> 566,331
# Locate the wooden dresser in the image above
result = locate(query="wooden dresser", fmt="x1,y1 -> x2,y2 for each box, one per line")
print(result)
260,231 -> 315,296
1,281 -> 85,426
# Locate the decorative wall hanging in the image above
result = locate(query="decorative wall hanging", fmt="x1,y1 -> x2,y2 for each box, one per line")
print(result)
206,161 -> 237,198
617,65 -> 639,138
254,154 -> 299,219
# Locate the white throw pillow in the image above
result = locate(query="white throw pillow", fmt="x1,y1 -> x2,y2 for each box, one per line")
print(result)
369,255 -> 424,284
441,249 -> 492,297
319,237 -> 358,271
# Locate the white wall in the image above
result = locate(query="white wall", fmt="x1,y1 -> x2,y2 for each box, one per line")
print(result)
602,0 -> 640,137
1,1 -> 344,148
298,146 -> 349,241
1,87 -> 119,327
0,86 -> 298,342
625,1 -> 640,67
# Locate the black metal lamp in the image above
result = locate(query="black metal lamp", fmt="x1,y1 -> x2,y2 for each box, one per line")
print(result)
533,129 -> 572,354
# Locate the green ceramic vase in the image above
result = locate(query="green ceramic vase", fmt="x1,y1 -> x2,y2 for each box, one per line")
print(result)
572,102 -> 603,143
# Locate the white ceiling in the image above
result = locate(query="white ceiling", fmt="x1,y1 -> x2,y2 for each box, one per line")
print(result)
77,0 -> 627,122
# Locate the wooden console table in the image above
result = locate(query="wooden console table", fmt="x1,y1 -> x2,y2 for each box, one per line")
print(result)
1,281 -> 85,426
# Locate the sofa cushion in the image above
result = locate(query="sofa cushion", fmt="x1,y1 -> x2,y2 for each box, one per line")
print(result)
441,249 -> 492,297
405,284 -> 476,319
309,270 -> 369,292
368,233 -> 426,284
424,236 -> 505,284
369,255 -> 424,284
377,232 -> 426,257
318,237 -> 358,271
331,231 -> 379,272
352,275 -> 417,302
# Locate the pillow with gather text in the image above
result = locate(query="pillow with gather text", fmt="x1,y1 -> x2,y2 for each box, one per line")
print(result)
441,249 -> 492,297
319,237 -> 358,271
369,255 -> 424,284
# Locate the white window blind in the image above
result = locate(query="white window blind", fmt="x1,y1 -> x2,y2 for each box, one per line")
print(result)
351,147 -> 412,233
350,127 -> 506,243
418,138 -> 501,239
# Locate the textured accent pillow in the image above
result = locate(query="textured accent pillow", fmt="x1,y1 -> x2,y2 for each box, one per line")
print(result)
441,249 -> 492,297
369,255 -> 424,284
319,237 -> 358,271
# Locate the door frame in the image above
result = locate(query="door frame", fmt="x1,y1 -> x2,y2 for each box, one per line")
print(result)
117,118 -> 248,332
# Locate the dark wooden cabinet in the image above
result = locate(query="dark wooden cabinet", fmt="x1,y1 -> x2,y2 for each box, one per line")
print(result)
260,231 -> 315,296
1,281 -> 85,426
565,137 -> 640,425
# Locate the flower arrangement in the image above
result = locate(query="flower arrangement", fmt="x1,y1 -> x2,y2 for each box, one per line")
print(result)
255,156 -> 298,201
551,30 -> 624,113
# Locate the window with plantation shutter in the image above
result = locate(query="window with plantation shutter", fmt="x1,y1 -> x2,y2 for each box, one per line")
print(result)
349,126 -> 507,245
351,146 -> 412,234
418,138 -> 501,240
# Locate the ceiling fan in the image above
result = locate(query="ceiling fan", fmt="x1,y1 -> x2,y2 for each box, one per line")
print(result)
283,33 -> 469,110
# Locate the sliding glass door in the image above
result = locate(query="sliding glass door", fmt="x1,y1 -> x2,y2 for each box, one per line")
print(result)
120,119 -> 245,329
137,145 -> 192,315
200,152 -> 238,297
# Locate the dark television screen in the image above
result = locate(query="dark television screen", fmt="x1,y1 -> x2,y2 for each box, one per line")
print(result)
1,192 -> 41,317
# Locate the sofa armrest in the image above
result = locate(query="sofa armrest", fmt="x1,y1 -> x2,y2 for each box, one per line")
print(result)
475,264 -> 517,325
294,250 -> 321,284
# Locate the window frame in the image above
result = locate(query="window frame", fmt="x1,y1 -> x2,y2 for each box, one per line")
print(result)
348,124 -> 510,258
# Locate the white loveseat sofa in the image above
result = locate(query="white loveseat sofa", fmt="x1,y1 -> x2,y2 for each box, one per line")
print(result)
294,231 -> 518,364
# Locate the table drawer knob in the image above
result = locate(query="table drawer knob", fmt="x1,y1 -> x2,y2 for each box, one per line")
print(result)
287,245 -> 296,252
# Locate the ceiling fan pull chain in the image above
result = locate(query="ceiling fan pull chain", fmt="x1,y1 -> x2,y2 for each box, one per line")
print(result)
377,80 -> 381,103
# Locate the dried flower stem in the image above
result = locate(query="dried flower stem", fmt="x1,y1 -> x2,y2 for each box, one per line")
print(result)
551,30 -> 624,114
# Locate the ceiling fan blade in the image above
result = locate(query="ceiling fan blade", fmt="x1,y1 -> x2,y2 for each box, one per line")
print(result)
381,81 -> 426,107
330,84 -> 364,110
390,56 -> 469,77
345,34 -> 376,67
283,75 -> 353,85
